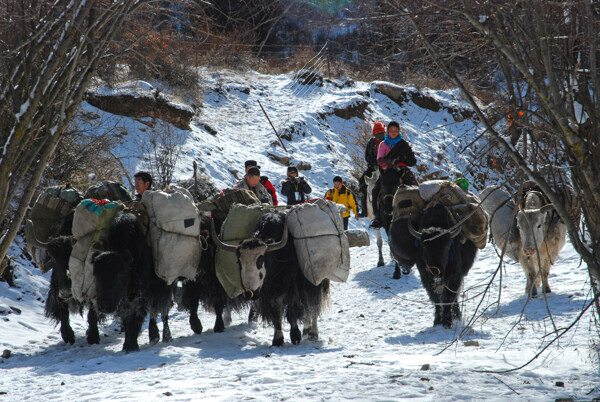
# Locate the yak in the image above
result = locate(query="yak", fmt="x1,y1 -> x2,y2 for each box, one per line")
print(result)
480,185 -> 570,297
389,204 -> 478,328
211,211 -> 330,346
92,210 -> 174,352
372,165 -> 417,279
26,218 -> 102,346
176,214 -> 246,334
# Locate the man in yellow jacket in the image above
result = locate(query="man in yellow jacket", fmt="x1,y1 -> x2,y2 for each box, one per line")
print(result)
325,176 -> 358,230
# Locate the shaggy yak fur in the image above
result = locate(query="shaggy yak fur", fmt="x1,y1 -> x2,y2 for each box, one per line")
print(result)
177,214 -> 247,334
27,213 -> 103,346
92,210 -> 174,352
389,204 -> 478,328
480,185 -> 569,297
221,212 -> 330,346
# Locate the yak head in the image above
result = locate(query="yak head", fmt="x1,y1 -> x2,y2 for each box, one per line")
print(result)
92,250 -> 133,313
211,218 -> 288,299
26,219 -> 75,299
516,192 -> 554,257
408,205 -> 462,284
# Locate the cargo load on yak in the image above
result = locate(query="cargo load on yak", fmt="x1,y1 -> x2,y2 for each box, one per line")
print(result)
287,198 -> 351,285
26,184 -> 83,273
142,186 -> 201,285
392,180 -> 488,249
84,180 -> 132,203
391,185 -> 427,222
69,199 -> 124,305
196,188 -> 260,229
214,203 -> 275,298
423,180 -> 488,249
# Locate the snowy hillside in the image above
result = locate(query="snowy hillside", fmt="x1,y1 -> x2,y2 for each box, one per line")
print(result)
1,69 -> 599,400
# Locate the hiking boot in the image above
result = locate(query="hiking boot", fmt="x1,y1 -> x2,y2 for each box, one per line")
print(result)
369,217 -> 383,229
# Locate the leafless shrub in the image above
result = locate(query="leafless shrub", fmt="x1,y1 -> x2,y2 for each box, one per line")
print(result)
340,121 -> 372,182
138,121 -> 185,189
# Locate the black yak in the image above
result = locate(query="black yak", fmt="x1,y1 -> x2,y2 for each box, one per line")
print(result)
212,212 -> 330,346
176,214 -> 246,334
26,218 -> 102,345
389,204 -> 478,328
92,210 -> 174,352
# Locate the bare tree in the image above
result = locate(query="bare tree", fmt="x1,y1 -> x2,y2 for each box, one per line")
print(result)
0,0 -> 149,274
138,120 -> 186,190
380,0 -> 600,290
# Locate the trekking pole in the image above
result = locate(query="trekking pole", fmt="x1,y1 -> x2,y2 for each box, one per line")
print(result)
257,99 -> 289,153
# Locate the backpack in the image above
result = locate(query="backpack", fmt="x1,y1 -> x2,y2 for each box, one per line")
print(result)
27,184 -> 83,273
84,181 -> 132,202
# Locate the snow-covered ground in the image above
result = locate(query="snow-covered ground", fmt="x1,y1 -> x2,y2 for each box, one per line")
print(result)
1,233 -> 598,400
1,69 -> 599,400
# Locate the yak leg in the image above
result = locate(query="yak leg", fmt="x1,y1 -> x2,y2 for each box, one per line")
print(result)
46,272 -> 76,345
392,261 -> 402,280
122,310 -> 145,352
148,313 -> 160,345
376,229 -> 385,267
223,307 -> 232,326
286,311 -> 302,345
541,264 -> 552,294
213,300 -> 225,333
57,302 -> 75,345
302,316 -> 319,340
433,303 -> 442,327
248,302 -> 259,324
86,308 -> 100,344
161,309 -> 172,343
188,295 -> 203,334
525,270 -> 538,298
440,276 -> 463,328
271,296 -> 285,347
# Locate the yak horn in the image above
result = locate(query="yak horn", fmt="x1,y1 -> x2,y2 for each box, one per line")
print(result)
26,219 -> 49,250
540,204 -> 554,214
266,224 -> 288,252
210,218 -> 237,253
407,219 -> 422,239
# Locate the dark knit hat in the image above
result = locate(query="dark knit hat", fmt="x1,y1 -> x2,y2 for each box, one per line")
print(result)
333,176 -> 343,183
245,160 -> 260,169
287,166 -> 298,173
247,167 -> 261,177
372,121 -> 386,135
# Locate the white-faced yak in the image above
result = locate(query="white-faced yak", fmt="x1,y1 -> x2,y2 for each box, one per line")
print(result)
212,211 -> 330,346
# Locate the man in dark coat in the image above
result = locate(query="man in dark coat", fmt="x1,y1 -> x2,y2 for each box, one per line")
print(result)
244,160 -> 278,205
280,166 -> 312,205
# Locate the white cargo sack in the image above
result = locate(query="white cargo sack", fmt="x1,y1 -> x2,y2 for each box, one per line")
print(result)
418,180 -> 446,202
345,229 -> 370,248
287,199 -> 351,285
69,202 -> 101,305
142,186 -> 201,285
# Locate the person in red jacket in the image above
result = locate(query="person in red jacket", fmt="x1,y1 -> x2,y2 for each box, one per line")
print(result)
244,160 -> 278,205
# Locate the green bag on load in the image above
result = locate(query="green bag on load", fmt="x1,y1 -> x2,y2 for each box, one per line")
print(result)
215,203 -> 276,298
90,202 -> 125,250
27,184 -> 83,273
